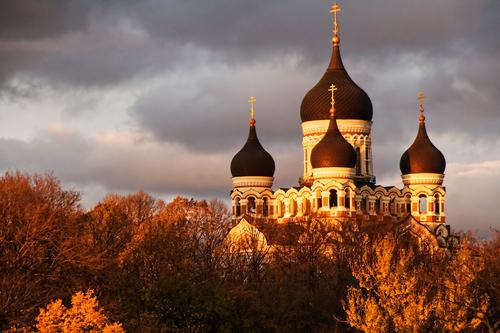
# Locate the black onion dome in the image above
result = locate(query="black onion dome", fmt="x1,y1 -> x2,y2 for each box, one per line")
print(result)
231,125 -> 275,177
300,43 -> 373,122
400,121 -> 446,174
311,112 -> 357,169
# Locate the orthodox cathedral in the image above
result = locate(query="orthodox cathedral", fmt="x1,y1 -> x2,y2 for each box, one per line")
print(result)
229,4 -> 455,248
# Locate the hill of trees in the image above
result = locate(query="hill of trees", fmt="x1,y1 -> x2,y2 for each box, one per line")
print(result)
0,171 -> 498,332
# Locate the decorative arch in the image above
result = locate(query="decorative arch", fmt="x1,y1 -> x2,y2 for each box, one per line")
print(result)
230,190 -> 243,200
242,189 -> 263,200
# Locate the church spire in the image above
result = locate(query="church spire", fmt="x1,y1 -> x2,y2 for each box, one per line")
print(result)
328,2 -> 344,70
400,92 -> 446,177
230,96 -> 275,181
300,1 -> 372,123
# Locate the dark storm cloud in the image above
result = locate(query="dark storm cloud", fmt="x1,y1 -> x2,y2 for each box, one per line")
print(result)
1,0 -> 499,150
1,0 -> 496,86
0,0 -> 91,40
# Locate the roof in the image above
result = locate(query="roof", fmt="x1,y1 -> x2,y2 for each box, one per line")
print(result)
231,125 -> 275,177
400,121 -> 446,174
300,43 -> 373,122
310,114 -> 357,168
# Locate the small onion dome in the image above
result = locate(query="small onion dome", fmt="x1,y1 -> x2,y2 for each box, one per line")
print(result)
230,117 -> 275,178
400,101 -> 446,175
300,37 -> 373,122
311,109 -> 357,169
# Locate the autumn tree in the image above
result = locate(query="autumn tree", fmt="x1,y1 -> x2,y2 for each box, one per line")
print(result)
108,197 -> 234,332
476,230 -> 500,332
9,289 -> 124,333
343,229 -> 492,332
344,235 -> 433,332
0,172 -> 90,330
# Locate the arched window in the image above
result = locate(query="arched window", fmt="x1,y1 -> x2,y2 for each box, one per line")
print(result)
355,147 -> 362,175
434,194 -> 440,214
263,197 -> 269,216
361,196 -> 368,213
288,198 -> 294,216
345,189 -> 351,209
316,190 -> 323,209
329,189 -> 338,208
304,197 -> 310,214
405,195 -> 411,213
419,195 -> 427,214
389,197 -> 395,215
281,200 -> 286,217
375,197 -> 381,214
248,197 -> 256,214
235,198 -> 241,216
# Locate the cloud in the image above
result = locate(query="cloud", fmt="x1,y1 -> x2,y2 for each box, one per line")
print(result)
0,124 -> 303,204
129,58 -> 309,152
0,0 -> 499,235
0,126 -> 230,197
0,0 -> 92,41
446,161 -> 500,236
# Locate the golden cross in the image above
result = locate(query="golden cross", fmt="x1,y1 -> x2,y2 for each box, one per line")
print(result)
248,96 -> 256,120
328,84 -> 337,115
418,91 -> 426,122
418,91 -> 425,113
330,3 -> 341,35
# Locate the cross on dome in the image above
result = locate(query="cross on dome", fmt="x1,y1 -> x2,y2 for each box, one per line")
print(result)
328,84 -> 337,116
248,96 -> 256,126
330,3 -> 341,43
418,91 -> 426,123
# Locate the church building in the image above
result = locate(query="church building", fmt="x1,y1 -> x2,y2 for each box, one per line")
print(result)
229,4 -> 454,248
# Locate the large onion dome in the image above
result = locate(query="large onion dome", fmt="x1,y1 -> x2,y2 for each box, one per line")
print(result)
231,102 -> 275,178
400,98 -> 446,175
300,36 -> 373,122
311,105 -> 357,169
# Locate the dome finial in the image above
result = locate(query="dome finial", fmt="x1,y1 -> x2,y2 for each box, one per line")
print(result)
330,2 -> 341,45
418,91 -> 426,123
248,96 -> 256,126
328,83 -> 338,116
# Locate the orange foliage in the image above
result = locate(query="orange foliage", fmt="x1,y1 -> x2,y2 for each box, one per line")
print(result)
344,232 -> 492,332
1,171 -> 498,332
34,290 -> 124,333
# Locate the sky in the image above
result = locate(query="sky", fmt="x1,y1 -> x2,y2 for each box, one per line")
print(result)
0,0 -> 499,235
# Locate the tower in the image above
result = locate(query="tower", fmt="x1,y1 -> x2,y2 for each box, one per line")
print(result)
300,3 -> 374,186
230,97 -> 275,218
400,92 -> 447,226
